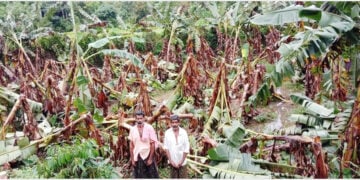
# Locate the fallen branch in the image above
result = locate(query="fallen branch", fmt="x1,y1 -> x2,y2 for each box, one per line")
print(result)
273,93 -> 291,103
103,113 -> 194,125
0,96 -> 22,140
93,77 -> 122,96
187,158 -> 271,177
240,135 -> 328,178
26,73 -> 46,95
0,87 -> 43,112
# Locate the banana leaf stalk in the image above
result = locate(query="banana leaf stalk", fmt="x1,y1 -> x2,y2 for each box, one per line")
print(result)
203,62 -> 232,136
0,96 -> 21,140
187,158 -> 271,178
93,77 -> 122,96
0,87 -> 42,112
63,63 -> 78,134
26,73 -> 46,95
342,85 -> 360,168
240,135 -> 328,178
103,113 -> 194,126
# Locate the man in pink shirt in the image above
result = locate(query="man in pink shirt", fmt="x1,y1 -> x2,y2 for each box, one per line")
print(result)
129,110 -> 159,178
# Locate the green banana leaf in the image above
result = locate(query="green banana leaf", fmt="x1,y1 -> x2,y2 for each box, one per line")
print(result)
332,106 -> 353,131
208,144 -> 238,162
290,93 -> 335,119
164,88 -> 181,111
172,102 -> 194,115
88,36 -> 122,49
274,125 -> 302,135
209,152 -> 271,179
302,129 -> 330,139
222,122 -> 246,148
251,5 -> 354,28
253,4 -> 355,91
250,5 -> 306,25
0,140 -> 37,165
249,83 -> 272,105
289,114 -> 318,127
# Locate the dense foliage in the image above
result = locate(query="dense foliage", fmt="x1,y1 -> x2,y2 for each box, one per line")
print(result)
0,1 -> 360,179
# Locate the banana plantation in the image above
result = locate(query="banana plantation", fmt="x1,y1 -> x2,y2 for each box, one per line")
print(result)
1,1 -> 360,179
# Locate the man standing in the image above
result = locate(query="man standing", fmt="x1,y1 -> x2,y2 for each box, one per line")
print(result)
129,110 -> 159,178
164,114 -> 190,178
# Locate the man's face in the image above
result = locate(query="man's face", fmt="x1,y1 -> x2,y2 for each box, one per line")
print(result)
171,120 -> 180,130
136,115 -> 145,126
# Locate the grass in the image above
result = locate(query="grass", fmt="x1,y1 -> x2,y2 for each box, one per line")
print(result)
157,164 -> 202,178
253,111 -> 277,123
290,106 -> 307,114
158,166 -> 171,178
282,80 -> 304,93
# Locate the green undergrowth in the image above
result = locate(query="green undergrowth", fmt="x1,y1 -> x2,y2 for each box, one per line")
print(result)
10,137 -> 118,179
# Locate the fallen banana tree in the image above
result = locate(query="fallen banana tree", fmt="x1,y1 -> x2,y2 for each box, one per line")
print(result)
240,135 -> 328,178
1,95 -> 42,141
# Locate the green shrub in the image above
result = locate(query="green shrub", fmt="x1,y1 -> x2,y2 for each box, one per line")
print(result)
36,33 -> 69,60
36,138 -> 117,178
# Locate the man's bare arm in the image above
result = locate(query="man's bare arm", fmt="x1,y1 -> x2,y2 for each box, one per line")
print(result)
147,141 -> 155,165
130,141 -> 135,166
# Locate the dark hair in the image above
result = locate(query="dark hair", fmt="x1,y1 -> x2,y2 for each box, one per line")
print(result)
135,110 -> 145,116
170,114 -> 179,121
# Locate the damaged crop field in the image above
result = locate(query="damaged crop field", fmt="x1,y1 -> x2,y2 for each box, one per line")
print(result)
0,1 -> 360,179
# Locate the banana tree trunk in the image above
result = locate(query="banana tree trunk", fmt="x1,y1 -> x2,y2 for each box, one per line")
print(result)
342,51 -> 360,169
342,84 -> 360,168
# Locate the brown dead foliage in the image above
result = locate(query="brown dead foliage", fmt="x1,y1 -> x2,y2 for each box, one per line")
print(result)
264,26 -> 281,63
200,135 -> 218,156
331,58 -> 347,101
185,35 -> 194,55
136,80 -> 152,116
40,60 -> 65,83
90,67 -> 102,80
198,37 -> 216,68
1,94 -> 41,140
84,114 -> 104,146
144,52 -> 158,77
115,72 -> 131,92
127,40 -> 137,55
35,48 -> 45,74
215,28 -> 240,63
247,26 -> 263,61
186,36 -> 216,70
88,21 -> 108,29
342,94 -> 360,169
102,55 -> 113,82
63,53 -> 78,135
231,64 -> 266,122
239,137 -> 258,154
16,50 -> 36,79
21,75 -> 43,103
224,36 -> 240,63
96,89 -> 109,117
305,56 -> 322,100
240,135 -> 328,178
325,49 -> 348,102
43,75 -> 66,114
0,63 -> 15,86
179,54 -> 205,106
21,95 -> 42,140
208,62 -> 232,116
158,39 -> 183,70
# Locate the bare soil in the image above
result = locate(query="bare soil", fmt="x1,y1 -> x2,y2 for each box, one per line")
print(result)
243,81 -> 303,133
